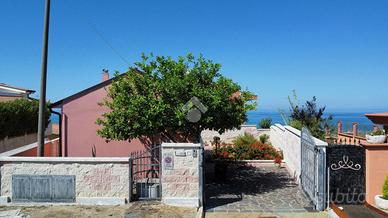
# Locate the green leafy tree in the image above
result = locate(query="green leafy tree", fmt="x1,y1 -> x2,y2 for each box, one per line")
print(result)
97,53 -> 256,143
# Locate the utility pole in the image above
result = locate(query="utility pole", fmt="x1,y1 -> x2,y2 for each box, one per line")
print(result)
37,0 -> 51,157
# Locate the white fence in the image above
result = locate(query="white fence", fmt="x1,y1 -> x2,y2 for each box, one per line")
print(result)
270,124 -> 327,182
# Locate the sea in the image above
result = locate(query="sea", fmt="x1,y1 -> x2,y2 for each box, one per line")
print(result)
49,111 -> 376,134
246,111 -> 375,133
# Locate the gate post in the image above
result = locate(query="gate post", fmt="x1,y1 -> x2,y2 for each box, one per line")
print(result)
161,143 -> 202,208
128,158 -> 133,202
316,146 -> 327,211
362,143 -> 388,206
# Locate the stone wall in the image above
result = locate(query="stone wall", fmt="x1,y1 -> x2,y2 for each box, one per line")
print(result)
201,125 -> 269,145
270,124 -> 327,182
0,157 -> 129,205
161,143 -> 201,207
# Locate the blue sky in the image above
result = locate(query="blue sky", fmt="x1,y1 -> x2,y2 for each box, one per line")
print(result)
1,0 -> 387,112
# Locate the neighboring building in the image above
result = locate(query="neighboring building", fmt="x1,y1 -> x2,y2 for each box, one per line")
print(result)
0,83 -> 35,102
51,70 -> 147,157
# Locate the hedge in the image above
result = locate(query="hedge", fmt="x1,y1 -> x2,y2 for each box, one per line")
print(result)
0,99 -> 51,139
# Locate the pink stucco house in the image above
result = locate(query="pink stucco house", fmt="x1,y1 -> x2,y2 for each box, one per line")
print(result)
52,70 -> 147,157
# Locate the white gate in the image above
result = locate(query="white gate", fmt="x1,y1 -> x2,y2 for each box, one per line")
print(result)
300,127 -> 326,211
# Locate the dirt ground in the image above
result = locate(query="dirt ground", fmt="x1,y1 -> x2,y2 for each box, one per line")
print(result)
0,202 -> 198,218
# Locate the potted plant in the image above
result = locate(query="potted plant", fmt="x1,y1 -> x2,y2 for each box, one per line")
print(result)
366,129 -> 386,144
375,176 -> 388,210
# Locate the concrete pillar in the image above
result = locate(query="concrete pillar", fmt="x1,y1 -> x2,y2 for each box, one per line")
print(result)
352,122 -> 358,138
161,143 -> 202,207
337,121 -> 342,135
363,143 -> 388,206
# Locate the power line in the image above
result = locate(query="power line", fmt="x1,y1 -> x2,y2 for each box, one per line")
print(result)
87,22 -> 130,66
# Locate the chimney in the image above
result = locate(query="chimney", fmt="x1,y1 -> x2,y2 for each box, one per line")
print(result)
102,69 -> 109,81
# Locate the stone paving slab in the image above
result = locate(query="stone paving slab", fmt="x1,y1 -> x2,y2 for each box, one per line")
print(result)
205,212 -> 330,218
205,164 -> 314,213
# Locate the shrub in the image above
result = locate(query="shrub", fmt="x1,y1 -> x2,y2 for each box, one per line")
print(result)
259,118 -> 272,129
234,143 -> 252,160
232,132 -> 258,147
249,142 -> 280,160
281,90 -> 334,140
213,141 -> 282,161
289,119 -> 303,130
274,156 -> 282,167
383,175 -> 388,200
0,99 -> 51,139
371,129 -> 385,136
259,134 -> 270,144
212,143 -> 234,159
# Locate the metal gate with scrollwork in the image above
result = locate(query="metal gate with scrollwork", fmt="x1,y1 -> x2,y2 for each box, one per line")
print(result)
129,145 -> 161,201
301,127 -> 327,211
327,145 -> 365,205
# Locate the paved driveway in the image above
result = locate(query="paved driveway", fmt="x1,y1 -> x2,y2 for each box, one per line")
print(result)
205,163 -> 314,213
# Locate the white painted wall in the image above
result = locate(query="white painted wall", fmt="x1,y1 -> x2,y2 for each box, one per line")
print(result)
201,125 -> 270,145
270,124 -> 327,182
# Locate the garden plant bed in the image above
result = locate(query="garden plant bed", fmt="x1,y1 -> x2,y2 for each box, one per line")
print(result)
210,133 -> 283,162
206,132 -> 284,182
